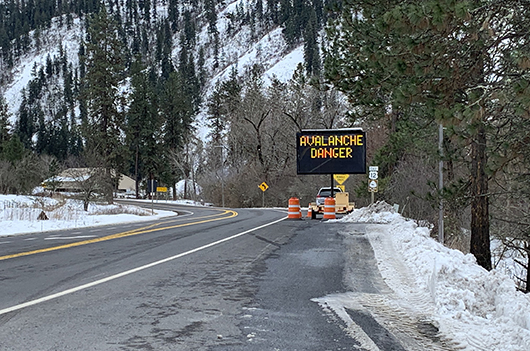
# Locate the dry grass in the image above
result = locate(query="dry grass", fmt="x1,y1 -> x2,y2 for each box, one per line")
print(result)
1,196 -> 150,222
89,203 -> 151,216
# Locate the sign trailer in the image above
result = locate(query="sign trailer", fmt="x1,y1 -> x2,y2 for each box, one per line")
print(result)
296,128 -> 367,199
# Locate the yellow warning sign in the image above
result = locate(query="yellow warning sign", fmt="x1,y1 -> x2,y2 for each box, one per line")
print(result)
333,174 -> 350,184
258,182 -> 269,192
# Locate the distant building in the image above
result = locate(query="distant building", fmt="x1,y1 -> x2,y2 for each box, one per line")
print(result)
43,168 -> 135,195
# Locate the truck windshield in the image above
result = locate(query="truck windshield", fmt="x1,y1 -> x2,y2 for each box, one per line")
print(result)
318,189 -> 341,197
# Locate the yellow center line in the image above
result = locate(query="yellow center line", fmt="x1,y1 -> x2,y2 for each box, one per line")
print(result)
0,210 -> 238,262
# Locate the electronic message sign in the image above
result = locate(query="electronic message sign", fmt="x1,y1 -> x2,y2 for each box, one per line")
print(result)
296,129 -> 366,174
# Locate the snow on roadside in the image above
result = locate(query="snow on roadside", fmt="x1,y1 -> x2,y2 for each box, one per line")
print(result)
0,195 -> 177,237
337,202 -> 530,350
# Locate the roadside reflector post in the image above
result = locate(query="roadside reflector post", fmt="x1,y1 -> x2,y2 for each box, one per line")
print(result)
288,197 -> 302,219
323,197 -> 336,220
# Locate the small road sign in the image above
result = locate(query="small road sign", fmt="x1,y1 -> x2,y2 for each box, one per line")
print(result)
147,179 -> 158,195
369,171 -> 378,180
368,179 -> 378,192
369,166 -> 379,172
336,184 -> 345,192
333,174 -> 350,184
157,186 -> 168,192
258,182 -> 269,192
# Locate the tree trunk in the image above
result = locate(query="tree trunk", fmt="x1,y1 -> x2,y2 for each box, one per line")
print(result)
83,195 -> 89,211
135,145 -> 139,198
470,123 -> 491,270
105,167 -> 114,204
524,241 -> 530,294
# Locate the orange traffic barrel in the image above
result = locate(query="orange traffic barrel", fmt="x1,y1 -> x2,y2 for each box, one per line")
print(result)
288,197 -> 302,219
323,197 -> 336,220
307,204 -> 312,218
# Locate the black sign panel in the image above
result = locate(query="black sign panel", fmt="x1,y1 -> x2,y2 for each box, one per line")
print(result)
147,179 -> 158,193
296,129 -> 366,174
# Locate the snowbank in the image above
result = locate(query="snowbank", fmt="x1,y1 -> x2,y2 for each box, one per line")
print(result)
338,202 -> 530,350
0,195 -> 177,236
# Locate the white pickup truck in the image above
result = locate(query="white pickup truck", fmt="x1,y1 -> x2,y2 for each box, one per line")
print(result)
309,187 -> 355,219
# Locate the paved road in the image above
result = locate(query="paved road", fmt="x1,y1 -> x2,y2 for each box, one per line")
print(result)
0,202 -> 452,350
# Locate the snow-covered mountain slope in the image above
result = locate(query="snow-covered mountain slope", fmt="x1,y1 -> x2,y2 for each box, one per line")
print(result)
4,17 -> 83,123
3,1 -> 304,133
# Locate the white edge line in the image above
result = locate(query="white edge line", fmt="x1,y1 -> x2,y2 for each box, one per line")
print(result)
0,216 -> 288,316
44,236 -> 97,240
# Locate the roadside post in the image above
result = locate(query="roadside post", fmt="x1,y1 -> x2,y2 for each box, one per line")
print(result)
368,166 -> 378,204
147,179 -> 158,215
258,182 -> 269,207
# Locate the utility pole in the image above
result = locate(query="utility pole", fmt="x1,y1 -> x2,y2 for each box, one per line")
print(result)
214,145 -> 225,207
438,123 -> 444,244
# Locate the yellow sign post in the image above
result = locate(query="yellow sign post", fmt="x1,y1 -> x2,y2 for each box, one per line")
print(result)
258,182 -> 269,207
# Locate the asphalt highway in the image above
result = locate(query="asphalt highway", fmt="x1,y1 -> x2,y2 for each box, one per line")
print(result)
0,202 -> 452,350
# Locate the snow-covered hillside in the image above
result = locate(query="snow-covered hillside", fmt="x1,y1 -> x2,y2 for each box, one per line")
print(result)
4,17 -> 83,122
3,1 -> 303,136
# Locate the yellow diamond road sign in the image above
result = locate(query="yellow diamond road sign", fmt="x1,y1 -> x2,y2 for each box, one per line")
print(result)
333,174 -> 349,184
259,182 -> 269,192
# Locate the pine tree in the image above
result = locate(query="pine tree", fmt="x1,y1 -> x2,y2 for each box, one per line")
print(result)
182,10 -> 196,50
269,0 -> 280,25
160,70 -> 195,199
126,59 -> 162,197
325,0 -> 530,270
204,0 -> 219,67
197,46 -> 207,88
207,82 -> 225,150
0,96 -> 11,157
255,0 -> 264,23
3,133 -> 26,164
168,0 -> 180,32
303,10 -> 320,76
82,7 -> 127,202
15,91 -> 35,150
178,41 -> 201,112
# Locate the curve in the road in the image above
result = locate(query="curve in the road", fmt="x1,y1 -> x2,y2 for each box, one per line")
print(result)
0,209 -> 237,262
